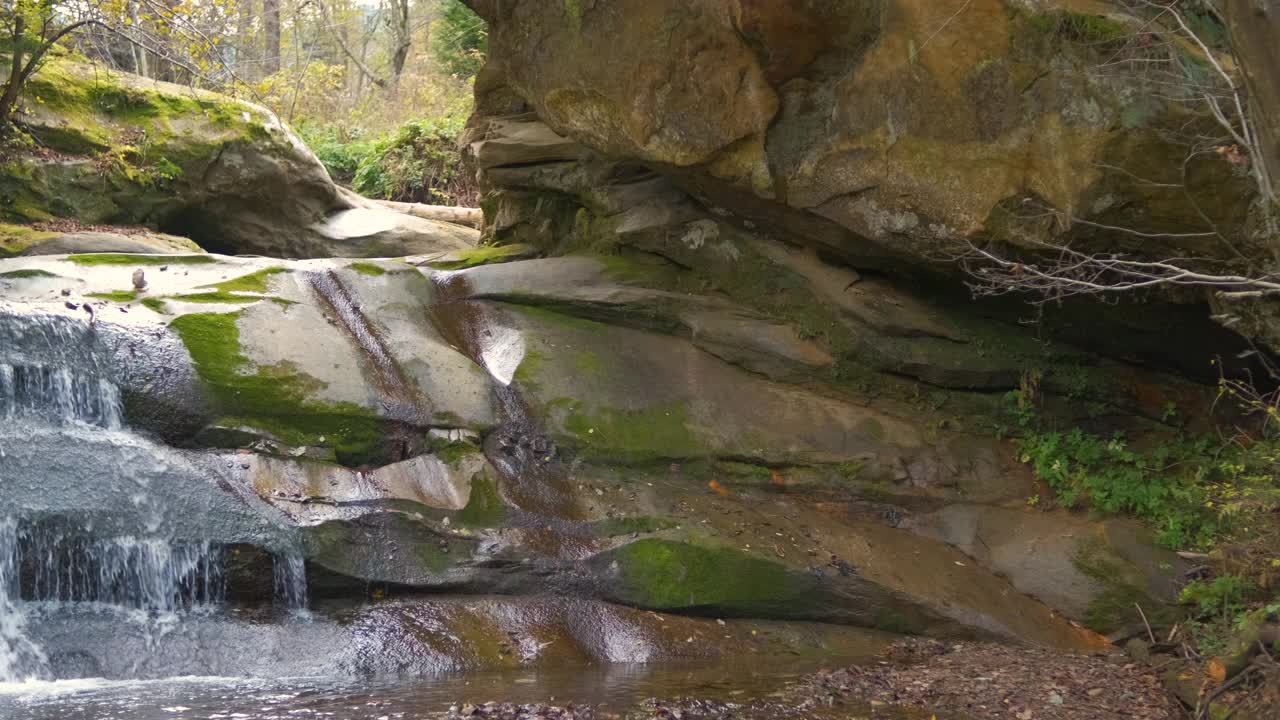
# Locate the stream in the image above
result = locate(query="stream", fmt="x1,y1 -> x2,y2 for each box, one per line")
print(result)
1,660 -> 877,720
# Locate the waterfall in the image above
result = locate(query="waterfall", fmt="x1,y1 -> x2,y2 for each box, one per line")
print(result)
17,526 -> 225,611
0,520 -> 48,683
272,554 -> 308,611
0,362 -> 123,429
0,517 -> 229,682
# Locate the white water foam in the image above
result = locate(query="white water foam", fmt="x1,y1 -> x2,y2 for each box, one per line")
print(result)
0,519 -> 49,683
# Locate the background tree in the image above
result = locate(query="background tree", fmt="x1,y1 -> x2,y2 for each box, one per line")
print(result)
0,0 -> 488,203
261,0 -> 279,74
0,0 -> 96,127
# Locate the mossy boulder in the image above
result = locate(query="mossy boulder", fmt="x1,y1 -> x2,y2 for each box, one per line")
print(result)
301,511 -> 481,587
3,59 -> 476,258
593,539 -> 848,620
10,226 -> 202,256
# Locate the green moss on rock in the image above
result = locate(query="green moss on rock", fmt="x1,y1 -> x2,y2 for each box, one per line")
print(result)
140,297 -> 169,314
456,473 -> 506,527
67,253 -> 215,266
1073,536 -> 1177,633
431,438 -> 481,468
423,244 -> 531,270
0,222 -> 60,256
602,539 -> 818,616
348,261 -> 387,277
0,268 -> 57,279
86,290 -> 138,302
1027,10 -> 1130,44
201,267 -> 287,293
563,400 -> 702,463
168,291 -> 279,305
169,311 -> 387,466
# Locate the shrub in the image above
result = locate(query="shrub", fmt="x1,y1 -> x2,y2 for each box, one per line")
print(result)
296,124 -> 375,184
1006,389 -> 1280,551
352,117 -> 476,205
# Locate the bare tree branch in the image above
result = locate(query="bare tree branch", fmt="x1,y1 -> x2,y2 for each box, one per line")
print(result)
314,0 -> 386,89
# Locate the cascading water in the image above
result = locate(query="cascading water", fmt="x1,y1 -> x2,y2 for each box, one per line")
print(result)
16,525 -> 225,611
272,554 -> 308,611
0,519 -> 49,683
0,315 -> 246,685
0,362 -> 123,429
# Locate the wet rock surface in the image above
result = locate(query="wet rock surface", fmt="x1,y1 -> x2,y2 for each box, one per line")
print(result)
0,250 -> 1190,648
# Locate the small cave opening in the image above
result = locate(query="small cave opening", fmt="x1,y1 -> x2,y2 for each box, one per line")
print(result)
158,204 -> 239,256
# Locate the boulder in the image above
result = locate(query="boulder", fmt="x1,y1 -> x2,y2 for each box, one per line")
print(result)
467,0 -> 1278,363
474,0 -> 1260,262
905,505 -> 1189,631
18,230 -> 201,256
3,60 -> 477,258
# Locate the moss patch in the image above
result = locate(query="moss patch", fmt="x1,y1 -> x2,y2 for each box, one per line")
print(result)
0,222 -> 59,256
140,297 -> 169,314
169,311 -> 387,466
422,244 -> 530,270
167,291 -> 284,305
456,473 -> 506,527
430,438 -> 481,468
604,539 -> 817,616
1027,10 -> 1130,45
200,267 -> 287,293
67,253 -> 215,266
86,290 -> 138,302
512,349 -> 546,392
1074,536 -> 1177,633
348,261 -> 387,277
562,400 -> 703,463
0,268 -> 57,279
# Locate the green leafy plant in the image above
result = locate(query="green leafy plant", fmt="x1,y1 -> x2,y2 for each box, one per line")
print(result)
1180,574 -> 1253,617
351,117 -> 474,205
1009,387 -> 1279,550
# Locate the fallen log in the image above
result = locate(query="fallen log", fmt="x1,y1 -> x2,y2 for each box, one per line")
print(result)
374,199 -> 482,227
1208,612 -> 1280,683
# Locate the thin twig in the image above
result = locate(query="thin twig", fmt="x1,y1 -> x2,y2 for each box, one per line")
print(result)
1136,602 -> 1157,643
911,0 -> 973,61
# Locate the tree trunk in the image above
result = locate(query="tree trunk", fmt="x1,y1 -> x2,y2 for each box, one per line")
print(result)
129,1 -> 149,78
263,0 -> 281,75
339,22 -> 350,83
373,200 -> 482,226
389,0 -> 411,85
355,27 -> 371,95
236,0 -> 256,79
0,15 -> 26,128
1223,0 -> 1280,203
